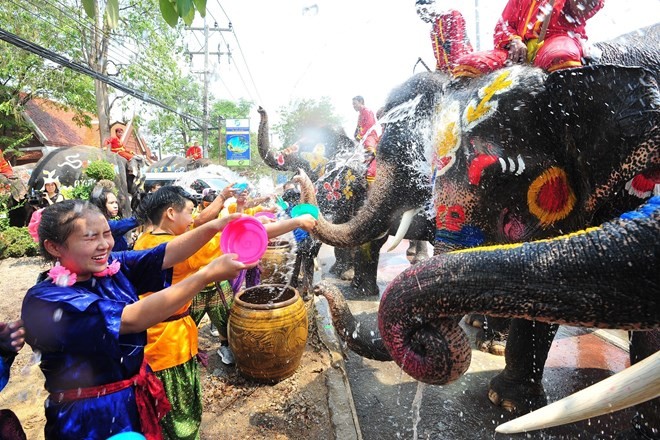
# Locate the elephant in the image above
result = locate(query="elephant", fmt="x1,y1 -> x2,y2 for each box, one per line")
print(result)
314,196 -> 660,435
27,146 -> 140,216
147,155 -> 213,173
302,23 -> 660,423
257,107 -> 434,296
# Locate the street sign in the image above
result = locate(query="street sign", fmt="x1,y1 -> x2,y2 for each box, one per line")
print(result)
225,118 -> 250,167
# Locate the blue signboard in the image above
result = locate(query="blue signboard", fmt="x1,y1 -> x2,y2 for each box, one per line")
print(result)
226,119 -> 250,167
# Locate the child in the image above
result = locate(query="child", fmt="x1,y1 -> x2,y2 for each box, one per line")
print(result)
133,186 -> 317,438
90,187 -> 140,251
21,199 -> 247,439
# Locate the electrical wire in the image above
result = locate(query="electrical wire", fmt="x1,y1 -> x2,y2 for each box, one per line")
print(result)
216,1 -> 264,104
0,27 -> 203,126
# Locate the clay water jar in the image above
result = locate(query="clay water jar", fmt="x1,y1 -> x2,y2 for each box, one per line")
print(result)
228,284 -> 308,382
259,240 -> 294,284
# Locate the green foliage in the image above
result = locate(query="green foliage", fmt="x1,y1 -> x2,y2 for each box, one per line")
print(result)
60,180 -> 96,201
81,0 -> 206,27
84,160 -> 116,182
274,97 -> 343,146
0,227 -> 39,259
0,193 -> 11,232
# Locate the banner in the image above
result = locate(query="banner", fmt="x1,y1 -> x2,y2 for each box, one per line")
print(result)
225,119 -> 250,167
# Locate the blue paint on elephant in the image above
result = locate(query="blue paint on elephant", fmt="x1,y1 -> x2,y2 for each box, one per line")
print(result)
435,226 -> 485,248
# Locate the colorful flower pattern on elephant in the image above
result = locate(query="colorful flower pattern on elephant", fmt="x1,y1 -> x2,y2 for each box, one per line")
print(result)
300,144 -> 329,177
342,170 -> 356,200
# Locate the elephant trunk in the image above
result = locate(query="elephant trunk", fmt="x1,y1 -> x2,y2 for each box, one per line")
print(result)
313,282 -> 392,361
379,198 -> 660,385
257,107 -> 289,171
297,160 -> 426,248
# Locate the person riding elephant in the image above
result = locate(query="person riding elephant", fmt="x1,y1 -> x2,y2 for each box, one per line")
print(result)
299,23 -> 660,425
453,0 -> 605,77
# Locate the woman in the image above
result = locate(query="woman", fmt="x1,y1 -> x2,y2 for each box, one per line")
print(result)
40,176 -> 65,206
21,200 -> 248,439
91,188 -> 139,251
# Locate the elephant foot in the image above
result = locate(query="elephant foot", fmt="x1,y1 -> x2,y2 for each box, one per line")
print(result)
479,338 -> 506,356
329,263 -> 349,276
488,371 -> 547,415
350,278 -> 380,297
475,328 -> 507,356
340,268 -> 354,281
463,314 -> 484,328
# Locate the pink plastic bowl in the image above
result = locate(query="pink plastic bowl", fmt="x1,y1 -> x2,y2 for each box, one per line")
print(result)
220,217 -> 268,264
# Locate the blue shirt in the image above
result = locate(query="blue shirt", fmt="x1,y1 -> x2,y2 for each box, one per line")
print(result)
22,244 -> 168,439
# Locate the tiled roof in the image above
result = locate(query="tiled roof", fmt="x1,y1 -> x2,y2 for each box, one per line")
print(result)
22,97 -> 101,148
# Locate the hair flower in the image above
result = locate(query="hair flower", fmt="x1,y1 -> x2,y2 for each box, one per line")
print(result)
48,262 -> 77,287
28,208 -> 45,243
93,260 -> 121,278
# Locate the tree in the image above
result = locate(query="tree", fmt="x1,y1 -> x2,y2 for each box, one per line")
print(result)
2,0 -> 195,150
82,0 -> 208,28
0,4 -> 96,154
274,97 -> 343,146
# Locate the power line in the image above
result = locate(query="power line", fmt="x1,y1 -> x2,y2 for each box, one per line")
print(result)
0,27 -> 203,126
216,2 -> 264,104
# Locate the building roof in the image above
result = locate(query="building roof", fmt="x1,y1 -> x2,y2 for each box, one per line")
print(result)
22,97 -> 100,148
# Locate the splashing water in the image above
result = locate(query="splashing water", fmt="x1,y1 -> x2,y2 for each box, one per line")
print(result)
411,381 -> 427,440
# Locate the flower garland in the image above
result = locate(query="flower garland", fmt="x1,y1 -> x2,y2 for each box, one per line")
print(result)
47,260 -> 121,287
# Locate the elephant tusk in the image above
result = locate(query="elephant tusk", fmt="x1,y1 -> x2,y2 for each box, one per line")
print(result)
495,350 -> 660,434
387,208 -> 421,252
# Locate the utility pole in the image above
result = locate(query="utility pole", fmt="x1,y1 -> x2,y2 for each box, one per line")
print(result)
185,18 -> 232,158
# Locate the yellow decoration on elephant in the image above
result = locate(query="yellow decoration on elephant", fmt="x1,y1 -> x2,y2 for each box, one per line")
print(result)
464,70 -> 514,129
342,169 -> 356,199
301,144 -> 328,176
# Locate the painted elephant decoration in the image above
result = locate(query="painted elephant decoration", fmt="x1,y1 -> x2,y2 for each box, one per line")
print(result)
28,146 -> 138,216
257,107 -> 434,295
305,24 -> 660,429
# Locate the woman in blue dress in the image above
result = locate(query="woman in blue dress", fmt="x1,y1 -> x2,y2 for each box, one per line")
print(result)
22,200 -> 250,440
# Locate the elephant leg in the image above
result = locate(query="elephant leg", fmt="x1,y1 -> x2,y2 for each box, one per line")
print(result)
407,240 -> 430,265
488,319 -> 558,415
351,236 -> 386,297
300,241 -> 322,300
288,249 -> 303,288
625,330 -> 660,439
476,317 -> 511,356
330,247 -> 353,277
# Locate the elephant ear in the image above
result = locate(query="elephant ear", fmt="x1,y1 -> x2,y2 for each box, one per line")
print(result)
545,65 -> 659,184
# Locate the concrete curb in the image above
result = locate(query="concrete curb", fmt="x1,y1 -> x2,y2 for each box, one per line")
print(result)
314,295 -> 363,440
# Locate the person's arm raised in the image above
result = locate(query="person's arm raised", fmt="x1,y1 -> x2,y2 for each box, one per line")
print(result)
264,214 -> 317,239
162,213 -> 242,269
120,253 -> 251,334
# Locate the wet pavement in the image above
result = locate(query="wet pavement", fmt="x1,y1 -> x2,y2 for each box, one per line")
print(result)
314,238 -> 636,440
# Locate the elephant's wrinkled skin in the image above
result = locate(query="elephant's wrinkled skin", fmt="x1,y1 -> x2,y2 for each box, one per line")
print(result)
308,24 -> 660,422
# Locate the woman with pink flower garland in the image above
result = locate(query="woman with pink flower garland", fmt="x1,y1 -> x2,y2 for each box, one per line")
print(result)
21,200 -> 249,440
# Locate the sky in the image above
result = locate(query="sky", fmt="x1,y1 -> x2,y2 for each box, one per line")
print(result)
187,0 -> 660,138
